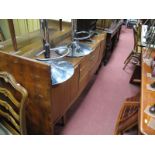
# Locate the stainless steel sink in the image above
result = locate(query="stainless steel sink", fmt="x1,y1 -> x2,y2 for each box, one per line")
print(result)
35,46 -> 70,60
67,42 -> 94,57
35,41 -> 94,85
35,46 -> 74,85
55,42 -> 94,57
44,60 -> 74,85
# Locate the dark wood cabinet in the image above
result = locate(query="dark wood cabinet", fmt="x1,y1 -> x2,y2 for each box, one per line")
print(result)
97,20 -> 123,65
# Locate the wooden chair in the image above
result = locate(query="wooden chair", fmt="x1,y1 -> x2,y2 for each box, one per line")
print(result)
114,93 -> 140,135
123,24 -> 144,70
0,71 -> 28,135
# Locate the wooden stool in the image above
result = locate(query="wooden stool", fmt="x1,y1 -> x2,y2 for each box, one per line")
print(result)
114,93 -> 140,135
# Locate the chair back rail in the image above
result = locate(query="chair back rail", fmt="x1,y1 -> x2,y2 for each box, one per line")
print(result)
0,71 -> 28,134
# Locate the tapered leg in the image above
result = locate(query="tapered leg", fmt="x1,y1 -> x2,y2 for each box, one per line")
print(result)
124,50 -> 133,64
123,54 -> 132,70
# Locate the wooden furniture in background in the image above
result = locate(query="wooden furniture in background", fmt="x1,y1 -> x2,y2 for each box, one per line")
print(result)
8,19 -> 18,51
140,51 -> 155,135
97,19 -> 112,30
114,93 -> 140,135
97,20 -> 123,65
0,71 -> 28,134
76,19 -> 97,31
123,24 -> 144,70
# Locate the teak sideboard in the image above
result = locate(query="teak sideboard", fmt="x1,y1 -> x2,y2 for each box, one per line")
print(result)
0,33 -> 106,134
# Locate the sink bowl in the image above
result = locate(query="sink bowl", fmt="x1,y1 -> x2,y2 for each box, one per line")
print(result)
36,58 -> 74,85
56,42 -> 94,57
35,46 -> 70,60
46,60 -> 74,85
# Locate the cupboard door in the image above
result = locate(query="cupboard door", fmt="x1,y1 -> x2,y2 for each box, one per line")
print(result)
79,45 -> 100,92
99,39 -> 106,62
80,54 -> 91,80
69,65 -> 79,104
51,65 -> 79,122
90,45 -> 100,66
79,71 -> 91,93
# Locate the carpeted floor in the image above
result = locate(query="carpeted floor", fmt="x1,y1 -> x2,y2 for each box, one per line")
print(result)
58,26 -> 140,135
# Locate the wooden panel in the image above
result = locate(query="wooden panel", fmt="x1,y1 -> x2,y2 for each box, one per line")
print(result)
80,55 -> 91,80
80,45 -> 100,79
79,44 -> 101,93
51,65 -> 79,123
90,45 -> 100,65
99,39 -> 106,62
79,71 -> 91,93
51,82 -> 69,122
68,65 -> 79,104
0,51 -> 53,134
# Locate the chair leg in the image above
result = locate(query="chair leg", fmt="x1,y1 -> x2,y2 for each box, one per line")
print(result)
123,55 -> 132,70
124,51 -> 133,64
61,114 -> 67,125
129,65 -> 141,85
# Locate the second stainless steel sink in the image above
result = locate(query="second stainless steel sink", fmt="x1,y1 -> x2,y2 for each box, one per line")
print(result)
56,42 -> 94,57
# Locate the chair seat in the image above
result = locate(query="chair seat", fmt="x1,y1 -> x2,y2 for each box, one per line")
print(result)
0,123 -> 12,135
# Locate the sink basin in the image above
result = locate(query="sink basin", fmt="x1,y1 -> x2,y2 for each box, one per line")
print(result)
35,46 -> 70,60
56,42 -> 94,57
45,60 -> 74,85
36,48 -> 74,85
35,41 -> 93,85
